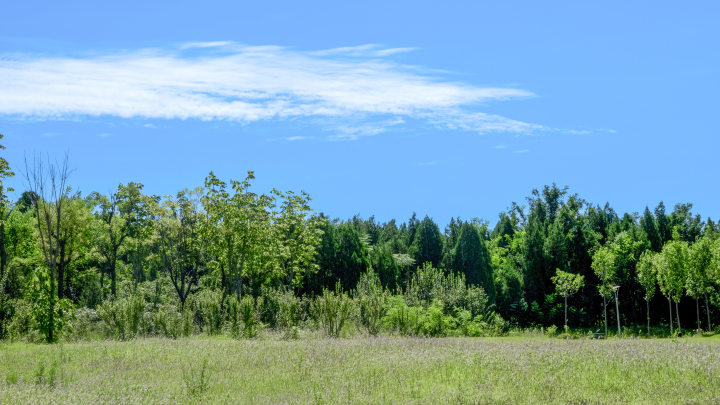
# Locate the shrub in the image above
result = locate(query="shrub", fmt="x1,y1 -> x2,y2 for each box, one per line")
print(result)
196,289 -> 224,336
96,294 -> 146,340
311,282 -> 355,338
383,296 -> 421,336
356,269 -> 387,336
227,295 -> 260,339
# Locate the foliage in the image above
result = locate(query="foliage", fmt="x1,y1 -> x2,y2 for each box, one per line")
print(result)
27,269 -> 75,343
311,282 -> 355,338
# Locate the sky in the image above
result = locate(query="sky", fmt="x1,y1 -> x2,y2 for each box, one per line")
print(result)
1,1 -> 719,227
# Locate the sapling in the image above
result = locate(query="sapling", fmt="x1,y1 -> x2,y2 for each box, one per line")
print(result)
592,246 -> 616,337
551,269 -> 584,328
636,251 -> 658,335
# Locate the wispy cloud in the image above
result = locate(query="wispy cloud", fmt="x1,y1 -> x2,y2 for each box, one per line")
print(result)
513,150 -> 529,153
179,41 -> 234,49
286,136 -> 312,141
99,133 -> 111,137
0,42 -> 545,139
492,145 -> 507,149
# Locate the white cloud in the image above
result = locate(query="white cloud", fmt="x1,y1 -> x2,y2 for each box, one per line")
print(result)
513,150 -> 529,153
99,133 -> 111,137
492,145 -> 507,149
286,136 -> 311,141
0,43 -> 543,139
179,41 -> 234,49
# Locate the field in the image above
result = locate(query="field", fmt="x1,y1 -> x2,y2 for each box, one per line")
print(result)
2,335 -> 720,404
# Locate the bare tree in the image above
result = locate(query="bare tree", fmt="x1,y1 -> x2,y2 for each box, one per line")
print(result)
20,153 -> 73,298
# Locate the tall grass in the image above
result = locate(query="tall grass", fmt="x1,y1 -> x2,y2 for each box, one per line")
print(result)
1,336 -> 720,404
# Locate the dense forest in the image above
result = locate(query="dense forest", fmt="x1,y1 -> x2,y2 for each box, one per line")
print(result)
2,136 -> 720,342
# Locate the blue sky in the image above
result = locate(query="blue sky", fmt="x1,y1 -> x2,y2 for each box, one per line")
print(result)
1,1 -> 719,226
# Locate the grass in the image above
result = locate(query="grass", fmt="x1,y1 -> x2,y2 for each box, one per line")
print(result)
2,334 -> 720,404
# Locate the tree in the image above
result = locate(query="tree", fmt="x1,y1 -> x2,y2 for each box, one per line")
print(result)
641,206 -> 662,252
0,134 -> 15,281
271,189 -> 323,292
412,216 -> 443,269
592,246 -> 616,336
156,188 -> 207,308
19,153 -> 73,342
655,202 -> 671,244
636,251 -> 657,334
89,182 -> 155,297
657,237 -> 688,335
687,236 -> 713,331
451,222 -> 495,302
551,269 -> 584,327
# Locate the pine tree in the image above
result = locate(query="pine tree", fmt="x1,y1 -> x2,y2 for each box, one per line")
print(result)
413,216 -> 443,269
655,201 -> 671,244
641,206 -> 662,252
451,222 -> 495,302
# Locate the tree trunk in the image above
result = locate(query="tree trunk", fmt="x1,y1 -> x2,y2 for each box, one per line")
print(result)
705,293 -> 712,331
675,300 -> 681,336
565,296 -> 568,327
604,295 -> 608,337
647,299 -> 650,335
58,261 -> 64,300
110,261 -> 117,297
669,298 -> 673,336
697,298 -> 701,333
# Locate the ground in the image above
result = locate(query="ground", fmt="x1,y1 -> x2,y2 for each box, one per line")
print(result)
2,334 -> 720,404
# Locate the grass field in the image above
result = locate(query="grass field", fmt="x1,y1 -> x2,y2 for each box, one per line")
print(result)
2,335 -> 720,404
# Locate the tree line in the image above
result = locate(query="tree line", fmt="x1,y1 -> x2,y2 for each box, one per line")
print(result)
1,139 -> 720,342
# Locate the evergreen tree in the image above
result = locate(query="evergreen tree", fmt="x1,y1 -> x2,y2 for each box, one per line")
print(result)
412,216 -> 443,269
523,200 -> 548,305
655,201 -> 671,244
641,206 -> 662,252
451,222 -> 495,302
334,223 -> 371,291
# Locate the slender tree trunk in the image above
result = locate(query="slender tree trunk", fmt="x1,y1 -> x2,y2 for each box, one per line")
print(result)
697,298 -> 701,332
669,298 -> 673,336
647,299 -> 650,335
603,295 -> 608,336
58,262 -> 64,300
705,293 -> 712,331
565,296 -> 568,327
675,300 -> 681,336
110,259 -> 117,297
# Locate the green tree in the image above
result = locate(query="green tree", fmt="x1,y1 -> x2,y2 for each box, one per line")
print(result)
551,268 -> 584,327
156,188 -> 207,308
636,251 -> 658,334
89,182 -> 156,297
412,216 -> 443,269
641,206 -> 662,252
0,134 -> 15,281
592,246 -> 616,336
271,189 -> 323,291
687,236 -> 713,331
451,222 -> 495,302
657,237 -> 688,335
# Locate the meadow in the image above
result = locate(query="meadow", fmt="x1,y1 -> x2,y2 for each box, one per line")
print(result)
2,334 -> 720,404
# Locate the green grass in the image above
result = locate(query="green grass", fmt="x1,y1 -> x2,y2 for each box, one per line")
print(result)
2,334 -> 720,404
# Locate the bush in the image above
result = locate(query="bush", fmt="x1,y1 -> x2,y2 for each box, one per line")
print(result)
227,295 -> 260,339
97,295 -> 146,340
383,296 -> 421,336
196,289 -> 224,336
311,282 -> 355,338
356,269 -> 387,336
277,289 -> 303,339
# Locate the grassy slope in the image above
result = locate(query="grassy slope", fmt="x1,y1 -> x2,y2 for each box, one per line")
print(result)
1,336 -> 720,404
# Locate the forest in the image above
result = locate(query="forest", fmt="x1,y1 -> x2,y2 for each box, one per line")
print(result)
2,133 -> 720,345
